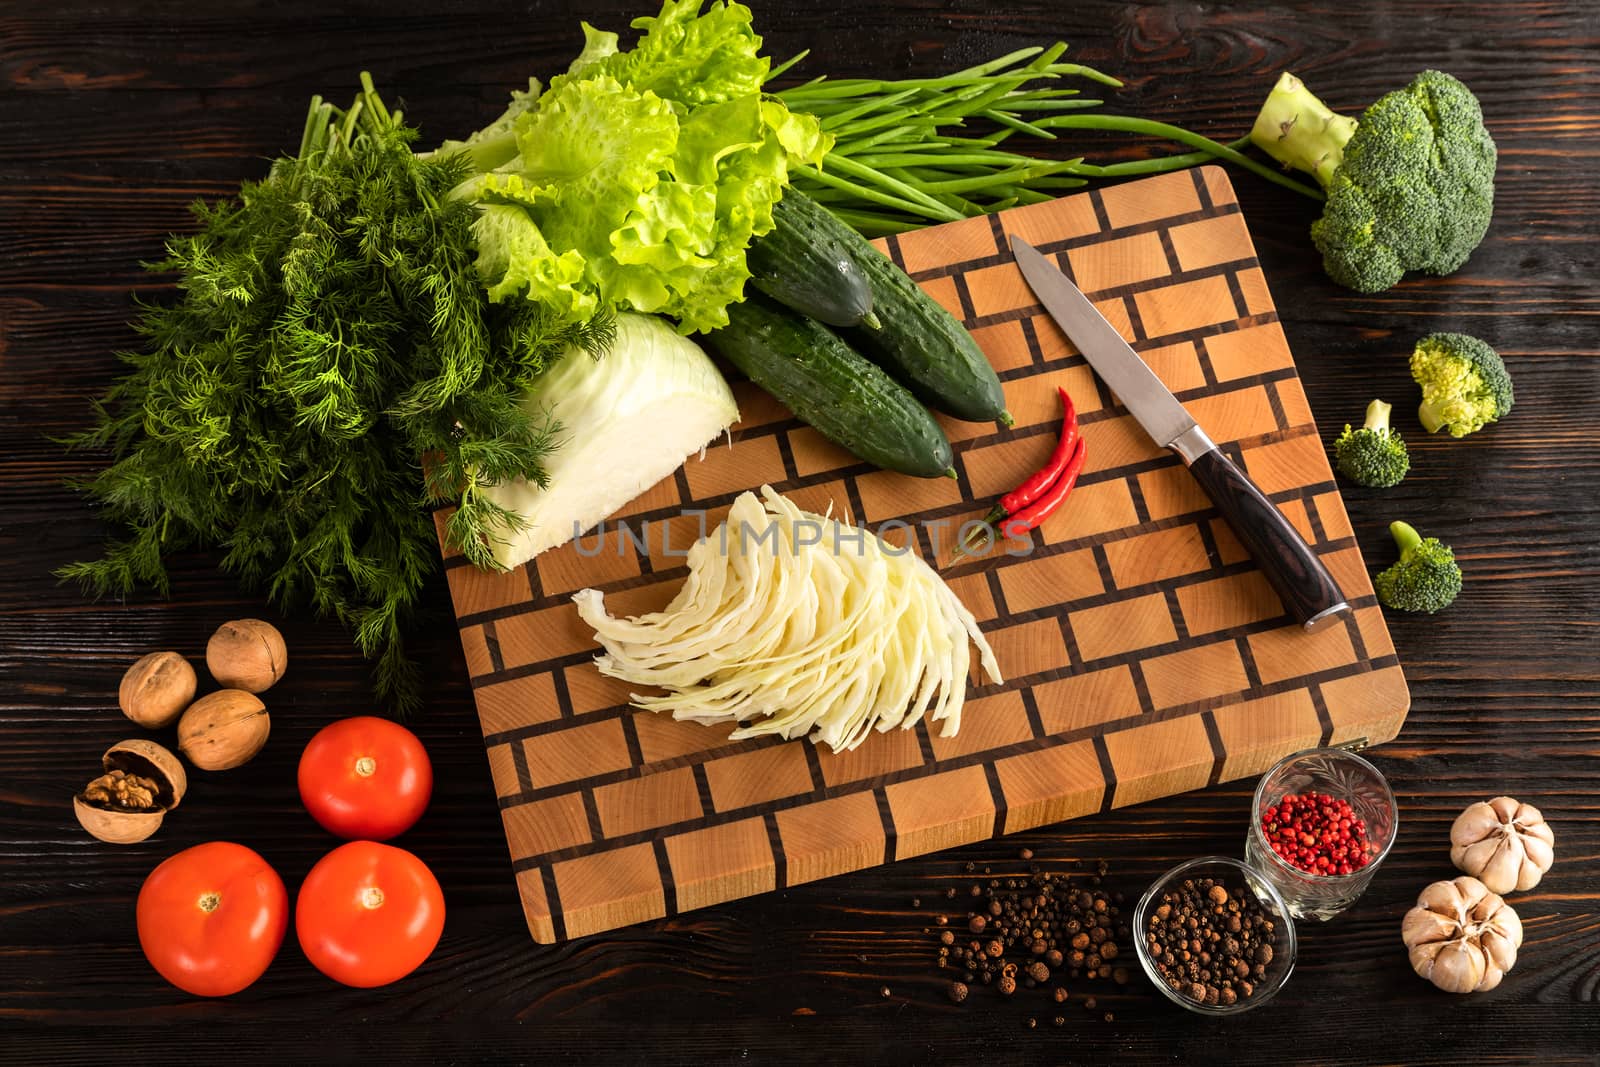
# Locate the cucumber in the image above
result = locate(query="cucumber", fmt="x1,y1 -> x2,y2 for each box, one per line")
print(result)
707,297 -> 955,480
747,192 -> 879,329
825,213 -> 1012,426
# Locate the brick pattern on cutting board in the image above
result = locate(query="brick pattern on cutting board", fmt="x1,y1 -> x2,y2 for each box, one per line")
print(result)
435,167 -> 1410,943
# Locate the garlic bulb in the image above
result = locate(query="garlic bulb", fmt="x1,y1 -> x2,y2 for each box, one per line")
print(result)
1450,796 -> 1555,894
1401,876 -> 1522,993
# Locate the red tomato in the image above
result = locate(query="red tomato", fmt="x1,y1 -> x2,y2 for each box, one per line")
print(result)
296,841 -> 444,988
136,841 -> 288,997
297,716 -> 432,840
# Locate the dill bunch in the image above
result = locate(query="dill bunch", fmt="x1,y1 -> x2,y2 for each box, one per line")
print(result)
60,75 -> 611,713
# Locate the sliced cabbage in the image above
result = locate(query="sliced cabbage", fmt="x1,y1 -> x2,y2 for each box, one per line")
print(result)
480,312 -> 738,568
573,486 -> 1002,752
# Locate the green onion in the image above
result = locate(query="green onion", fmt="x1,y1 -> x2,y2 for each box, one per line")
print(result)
1031,114 -> 1323,199
771,43 -> 1324,233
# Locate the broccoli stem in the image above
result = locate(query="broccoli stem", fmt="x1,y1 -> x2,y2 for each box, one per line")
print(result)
1390,520 -> 1423,557
1249,72 -> 1359,188
1365,399 -> 1393,434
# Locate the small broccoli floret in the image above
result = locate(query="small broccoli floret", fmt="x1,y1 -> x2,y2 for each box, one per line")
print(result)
1250,70 -> 1497,293
1375,521 -> 1462,613
1334,399 -> 1409,487
1410,332 -> 1513,436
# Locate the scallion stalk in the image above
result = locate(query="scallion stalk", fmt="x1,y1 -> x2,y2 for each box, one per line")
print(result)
771,42 -> 1324,234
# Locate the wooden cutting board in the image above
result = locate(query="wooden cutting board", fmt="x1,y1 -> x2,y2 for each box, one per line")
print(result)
435,166 -> 1409,943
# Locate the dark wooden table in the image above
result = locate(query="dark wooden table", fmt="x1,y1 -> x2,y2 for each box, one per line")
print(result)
3,1 -> 1597,1062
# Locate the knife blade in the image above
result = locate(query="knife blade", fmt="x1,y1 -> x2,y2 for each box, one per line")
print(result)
1009,235 -> 1349,632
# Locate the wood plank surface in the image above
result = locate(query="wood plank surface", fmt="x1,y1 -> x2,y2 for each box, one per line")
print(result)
2,1 -> 1597,1063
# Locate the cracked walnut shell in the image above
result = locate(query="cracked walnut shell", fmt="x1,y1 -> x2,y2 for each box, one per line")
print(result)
73,739 -> 187,844
1450,796 -> 1555,894
1401,876 -> 1522,994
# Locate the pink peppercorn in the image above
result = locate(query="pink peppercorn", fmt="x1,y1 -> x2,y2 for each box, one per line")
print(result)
1261,792 -> 1373,875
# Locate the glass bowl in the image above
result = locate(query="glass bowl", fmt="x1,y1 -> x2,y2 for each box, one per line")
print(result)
1245,747 -> 1398,920
1133,856 -> 1297,1016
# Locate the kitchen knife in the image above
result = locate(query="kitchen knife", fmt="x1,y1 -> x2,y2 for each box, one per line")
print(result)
1009,235 -> 1349,632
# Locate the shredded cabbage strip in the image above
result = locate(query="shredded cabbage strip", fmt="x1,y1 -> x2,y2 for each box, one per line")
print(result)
573,486 -> 1003,753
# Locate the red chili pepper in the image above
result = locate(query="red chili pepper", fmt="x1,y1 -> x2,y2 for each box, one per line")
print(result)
1000,387 -> 1078,516
1000,436 -> 1086,539
951,386 -> 1086,561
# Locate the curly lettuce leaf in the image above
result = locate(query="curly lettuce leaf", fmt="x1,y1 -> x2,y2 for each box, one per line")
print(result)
433,77 -> 541,174
600,0 -> 768,107
470,204 -> 594,319
564,23 -> 620,78
458,0 -> 831,333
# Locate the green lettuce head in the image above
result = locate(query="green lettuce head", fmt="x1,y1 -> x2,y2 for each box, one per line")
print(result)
454,0 -> 831,333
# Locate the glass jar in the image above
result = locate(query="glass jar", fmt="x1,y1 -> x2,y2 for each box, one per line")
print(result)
1133,856 -> 1297,1015
1245,747 -> 1397,920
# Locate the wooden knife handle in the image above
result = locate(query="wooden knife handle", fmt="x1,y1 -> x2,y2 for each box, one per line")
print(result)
1186,445 -> 1350,631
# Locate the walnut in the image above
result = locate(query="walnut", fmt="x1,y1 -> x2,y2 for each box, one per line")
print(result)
119,651 -> 197,729
178,689 -> 270,770
206,619 -> 287,693
1401,876 -> 1522,994
1450,796 -> 1554,895
74,739 -> 187,844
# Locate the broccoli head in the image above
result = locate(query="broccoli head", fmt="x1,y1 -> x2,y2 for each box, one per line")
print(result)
1250,70 -> 1497,292
1375,521 -> 1462,613
1410,332 -> 1513,436
1334,399 -> 1409,487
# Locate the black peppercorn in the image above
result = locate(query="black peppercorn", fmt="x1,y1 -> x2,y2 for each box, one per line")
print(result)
1146,878 -> 1274,1008
948,981 -> 968,1004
